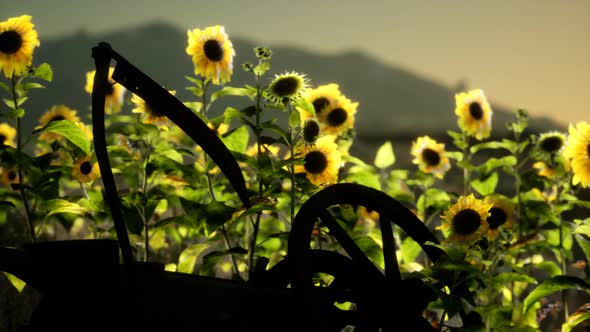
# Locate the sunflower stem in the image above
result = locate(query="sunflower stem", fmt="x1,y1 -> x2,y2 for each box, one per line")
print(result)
462,132 -> 471,195
559,219 -> 569,321
199,77 -> 240,279
555,178 -> 570,322
11,74 -> 35,243
288,104 -> 297,224
248,67 -> 265,276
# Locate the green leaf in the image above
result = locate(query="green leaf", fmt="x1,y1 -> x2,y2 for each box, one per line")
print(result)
344,167 -> 381,190
470,139 -> 517,154
211,86 -> 251,103
223,107 -> 241,123
471,172 -> 499,196
356,236 -> 384,269
33,63 -> 53,82
0,82 -> 8,92
288,109 -> 300,128
374,141 -> 395,169
3,272 -> 26,293
37,120 -> 90,154
203,200 -> 236,229
493,272 -> 537,287
523,276 -> 590,313
534,261 -> 562,277
575,225 -> 590,238
447,130 -> 468,149
475,156 -> 517,174
5,108 -> 25,118
41,199 -> 90,217
295,98 -> 315,116
185,75 -> 203,87
575,234 -> 590,264
177,243 -> 209,274
221,126 -> 249,153
562,303 -> 590,332
183,101 -> 203,113
16,82 -> 44,97
253,61 -> 270,76
0,201 -> 16,209
400,236 -> 422,264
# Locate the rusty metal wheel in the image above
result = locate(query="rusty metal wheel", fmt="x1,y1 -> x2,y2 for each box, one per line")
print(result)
287,183 -> 444,331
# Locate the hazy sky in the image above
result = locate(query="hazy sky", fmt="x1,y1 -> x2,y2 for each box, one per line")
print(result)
2,1 -> 589,126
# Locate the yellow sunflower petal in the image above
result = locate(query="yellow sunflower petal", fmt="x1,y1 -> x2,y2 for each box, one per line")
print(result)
454,89 -> 493,140
186,25 -> 235,84
0,15 -> 40,77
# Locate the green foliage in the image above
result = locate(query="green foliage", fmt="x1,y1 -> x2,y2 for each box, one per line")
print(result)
523,276 -> 590,313
374,141 -> 395,169
37,120 -> 91,154
0,23 -> 588,332
562,303 -> 590,332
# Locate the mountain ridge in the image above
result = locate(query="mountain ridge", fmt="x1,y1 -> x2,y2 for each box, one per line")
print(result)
20,21 -> 563,161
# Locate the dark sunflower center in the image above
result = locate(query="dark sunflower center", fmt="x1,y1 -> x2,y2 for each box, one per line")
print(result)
312,97 -> 330,114
272,77 -> 299,98
303,121 -> 320,143
487,207 -> 507,230
0,134 -> 6,145
421,148 -> 441,166
203,39 -> 224,62
0,30 -> 23,55
80,161 -> 93,175
587,143 -> 590,159
540,136 -> 563,153
304,151 -> 328,174
50,115 -> 66,122
8,171 -> 17,181
327,108 -> 347,127
469,102 -> 484,120
452,208 -> 482,235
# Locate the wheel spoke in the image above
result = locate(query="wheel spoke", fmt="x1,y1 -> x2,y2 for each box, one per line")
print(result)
320,210 -> 384,282
379,217 -> 401,283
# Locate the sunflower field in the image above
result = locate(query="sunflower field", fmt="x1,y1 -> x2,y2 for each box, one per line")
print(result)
1,15 -> 590,332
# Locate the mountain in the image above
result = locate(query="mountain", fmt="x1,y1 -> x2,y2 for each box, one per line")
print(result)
21,22 -> 563,162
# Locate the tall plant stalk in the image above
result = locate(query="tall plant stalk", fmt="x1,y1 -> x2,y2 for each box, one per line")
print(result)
248,68 -> 265,274
10,74 -> 35,242
200,78 -> 240,278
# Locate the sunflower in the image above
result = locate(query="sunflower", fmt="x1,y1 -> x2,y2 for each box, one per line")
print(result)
0,123 -> 16,147
438,194 -> 492,244
299,83 -> 344,120
246,143 -> 280,158
564,121 -> 590,188
266,71 -> 309,105
84,67 -> 126,114
117,135 -> 141,161
0,167 -> 19,187
294,136 -> 342,186
186,25 -> 235,84
36,105 -> 80,142
0,15 -> 39,77
411,136 -> 451,179
536,131 -> 567,158
319,96 -> 358,136
72,155 -> 100,183
75,122 -> 93,141
532,158 -> 571,180
302,118 -> 321,145
483,196 -> 514,240
131,90 -> 176,126
454,89 -> 493,140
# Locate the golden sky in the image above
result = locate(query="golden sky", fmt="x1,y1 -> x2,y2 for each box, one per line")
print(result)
3,0 -> 589,126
